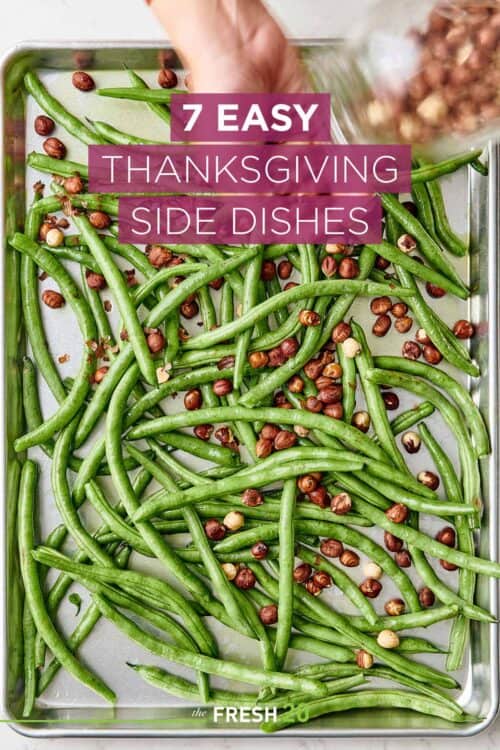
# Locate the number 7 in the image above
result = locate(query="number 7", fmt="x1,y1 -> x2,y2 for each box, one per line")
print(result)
182,103 -> 203,132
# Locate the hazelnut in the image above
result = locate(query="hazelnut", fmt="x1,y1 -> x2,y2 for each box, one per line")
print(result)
323,403 -> 344,419
214,426 -> 234,445
359,578 -> 382,598
273,430 -> 297,451
288,375 -> 305,393
338,257 -> 359,279
184,388 -> 202,411
377,629 -> 400,649
234,567 -> 256,590
321,256 -> 338,277
305,579 -> 323,596
436,526 -> 456,547
372,314 -> 392,337
72,71 -> 95,91
297,474 -> 318,494
395,550 -> 412,568
223,510 -> 245,531
209,277 -> 224,290
261,260 -> 276,281
308,486 -> 329,508
242,488 -> 264,507
280,337 -> 299,359
318,385 -> 343,405
331,321 -> 352,344
342,337 -> 361,358
85,270 -> 106,290
248,351 -> 269,369
325,243 -> 347,254
320,538 -> 344,558
394,316 -> 413,334
293,563 -> 312,583
419,587 -> 435,608
278,259 -> 293,279
251,542 -> 269,560
384,531 -> 403,552
294,424 -> 310,437
34,115 -> 55,136
426,282 -> 446,298
147,245 -> 172,268
284,281 -> 298,291
304,358 -> 324,381
375,255 -> 391,270
423,344 -> 442,365
204,519 -> 226,541
42,289 -> 65,309
363,562 -> 382,580
259,604 -> 278,625
417,470 -> 440,490
158,68 -> 178,88
417,92 -> 448,125
299,309 -> 321,327
146,330 -> 165,354
340,549 -> 360,568
391,302 -> 408,319
440,559 -> 458,572
260,424 -> 280,440
43,137 -> 66,159
221,563 -> 238,581
213,379 -> 233,397
180,299 -> 199,319
322,362 -> 343,379
268,347 -> 286,367
453,319 -> 475,339
415,328 -> 431,345
94,366 -> 109,384
397,234 -> 417,253
255,438 -> 273,459
331,492 -> 352,515
352,411 -> 371,433
382,392 -> 399,411
384,598 -> 405,617
194,424 -> 213,441
312,570 -> 333,589
356,650 -> 374,669
88,211 -> 111,230
370,296 -> 392,315
402,431 -> 421,454
45,227 -> 65,248
402,341 -> 421,360
39,222 -> 53,242
64,174 -> 85,194
385,503 -> 409,524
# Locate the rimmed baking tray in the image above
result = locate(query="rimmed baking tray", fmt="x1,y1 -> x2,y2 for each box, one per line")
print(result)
0,41 -> 498,737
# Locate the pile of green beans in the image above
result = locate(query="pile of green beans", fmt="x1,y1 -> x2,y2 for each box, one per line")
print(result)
11,67 -> 493,733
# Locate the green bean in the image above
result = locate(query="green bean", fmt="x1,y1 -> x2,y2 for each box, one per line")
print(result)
411,179 -> 440,243
22,603 -> 37,716
44,243 -> 101,272
12,234 -> 97,452
273,480 -> 296,669
337,339 -> 356,425
90,119 -> 163,145
126,69 -> 172,127
19,462 -> 115,703
420,161 -> 469,257
233,249 -> 263,389
24,70 -> 107,145
390,402 -> 435,435
159,430 -> 240,467
27,151 -> 89,179
97,86 -> 183,103
347,605 -> 459,632
410,150 -> 482,183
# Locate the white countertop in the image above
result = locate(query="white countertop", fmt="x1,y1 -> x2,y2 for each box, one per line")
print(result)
0,0 -> 498,748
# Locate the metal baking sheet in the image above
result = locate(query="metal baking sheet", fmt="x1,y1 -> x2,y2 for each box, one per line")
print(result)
0,42 -> 498,738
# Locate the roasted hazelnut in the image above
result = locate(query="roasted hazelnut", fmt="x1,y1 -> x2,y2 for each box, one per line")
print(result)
250,541 -> 269,560
184,388 -> 202,411
318,385 -> 343,405
440,559 -> 458,572
391,302 -> 408,318
213,379 -> 233,396
180,299 -> 199,319
294,424 -> 310,438
331,492 -> 352,515
315,375 -> 333,391
384,598 -> 405,617
322,362 -> 343,379
288,374 -> 305,393
260,424 -> 280,440
384,531 -> 403,552
325,242 -> 347,254
248,351 -> 269,369
93,366 -> 108,384
299,309 -> 321,327
234,567 -> 256,590
297,474 -> 318,494
402,340 -> 421,360
359,578 -> 382,598
39,222 -> 53,242
372,314 -> 392,337
255,437 -> 273,459
242,488 -> 264,507
88,211 -> 111,230
260,260 -> 276,280
321,256 -> 338,277
331,321 -> 352,344
63,174 -> 85,194
147,330 -> 165,353
342,337 -> 361,358
397,234 -> 417,253
352,411 -> 370,433
436,526 -> 456,547
304,396 -> 323,414
356,650 -> 374,669
394,316 -> 413,334
278,259 -> 293,279
395,550 -> 412,568
382,391 -> 399,411
363,562 -> 382,580
158,67 -> 178,88
323,403 -> 344,419
304,358 -> 324,381
34,115 -> 55,136
214,426 -> 234,445
338,257 -> 359,278
43,137 -> 66,159
313,570 -> 333,589
340,549 -> 360,568
402,431 -> 421,454
320,538 -> 344,558
146,244 -> 172,268
204,519 -> 226,541
417,470 -> 440,490
72,71 -> 95,91
259,604 -> 278,625
223,511 -> 245,531
425,282 -> 446,298
194,424 -> 213,441
423,344 -> 442,365
293,563 -> 312,583
42,289 -> 65,309
305,578 -> 323,596
273,430 -> 297,451
268,347 -> 286,367
375,255 -> 391,270
308,486 -> 329,508
284,281 -> 298,291
45,227 -> 65,248
377,629 -> 400,649
419,587 -> 435,608
385,503 -> 409,524
209,277 -> 224,290
280,337 -> 299,359
221,563 -> 238,581
453,319 -> 475,339
83,270 -> 106,291
370,296 -> 392,315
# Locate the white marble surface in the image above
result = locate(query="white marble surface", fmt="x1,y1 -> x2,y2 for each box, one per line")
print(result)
0,0 -> 498,747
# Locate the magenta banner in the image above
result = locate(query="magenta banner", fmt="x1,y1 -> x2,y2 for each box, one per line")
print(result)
88,144 -> 411,195
169,93 -> 332,142
118,194 -> 382,245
